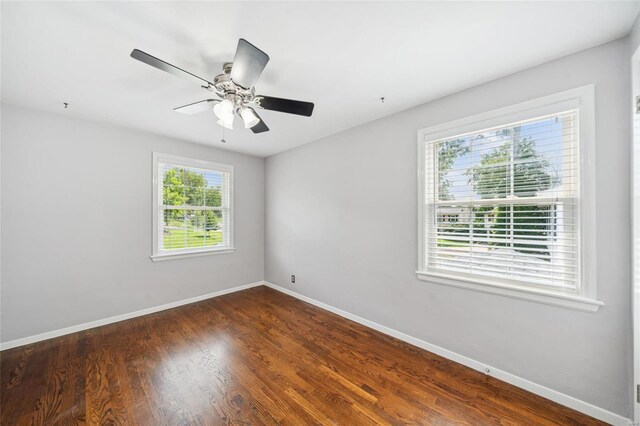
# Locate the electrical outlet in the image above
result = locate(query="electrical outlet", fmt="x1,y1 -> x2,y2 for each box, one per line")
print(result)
291,275 -> 296,284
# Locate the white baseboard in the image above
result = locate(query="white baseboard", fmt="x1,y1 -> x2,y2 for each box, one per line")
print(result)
0,281 -> 263,351
263,281 -> 630,426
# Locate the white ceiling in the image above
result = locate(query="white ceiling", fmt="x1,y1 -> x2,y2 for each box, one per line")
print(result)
2,2 -> 639,157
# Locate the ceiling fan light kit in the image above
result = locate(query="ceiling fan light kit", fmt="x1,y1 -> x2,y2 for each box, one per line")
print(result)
240,107 -> 260,128
214,99 -> 235,129
130,38 -> 314,136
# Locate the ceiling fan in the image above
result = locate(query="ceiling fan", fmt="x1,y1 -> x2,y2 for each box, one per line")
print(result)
130,39 -> 314,134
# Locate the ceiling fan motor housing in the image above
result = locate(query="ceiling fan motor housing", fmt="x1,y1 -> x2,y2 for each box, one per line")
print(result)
213,68 -> 255,112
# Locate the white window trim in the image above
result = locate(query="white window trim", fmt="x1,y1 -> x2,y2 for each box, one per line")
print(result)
416,85 -> 602,313
151,152 -> 235,262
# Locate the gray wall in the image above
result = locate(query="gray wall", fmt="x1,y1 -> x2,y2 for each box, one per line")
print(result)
631,13 -> 640,54
265,38 -> 632,417
1,104 -> 265,343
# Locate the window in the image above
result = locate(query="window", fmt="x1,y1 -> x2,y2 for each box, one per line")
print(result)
151,153 -> 234,261
417,86 -> 602,312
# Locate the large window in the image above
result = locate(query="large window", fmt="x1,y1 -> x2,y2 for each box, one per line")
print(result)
417,87 -> 601,312
152,153 -> 234,261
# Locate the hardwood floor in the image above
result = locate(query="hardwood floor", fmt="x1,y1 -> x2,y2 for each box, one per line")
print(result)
1,286 -> 605,425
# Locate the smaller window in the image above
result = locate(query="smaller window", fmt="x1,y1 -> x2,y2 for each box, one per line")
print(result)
152,153 -> 234,261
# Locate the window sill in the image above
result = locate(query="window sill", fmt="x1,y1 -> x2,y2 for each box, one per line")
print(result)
415,271 -> 603,313
151,247 -> 235,262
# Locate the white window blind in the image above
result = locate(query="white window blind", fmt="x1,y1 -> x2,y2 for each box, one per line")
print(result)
422,109 -> 580,292
153,154 -> 233,258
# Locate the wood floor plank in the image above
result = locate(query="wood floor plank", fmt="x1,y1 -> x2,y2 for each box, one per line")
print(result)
1,286 -> 606,425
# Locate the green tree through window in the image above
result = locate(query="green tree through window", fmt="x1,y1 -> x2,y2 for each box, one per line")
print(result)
162,168 -> 224,249
435,127 -> 556,259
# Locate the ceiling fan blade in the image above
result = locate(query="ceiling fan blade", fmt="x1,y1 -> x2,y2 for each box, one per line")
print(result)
131,49 -> 213,87
229,39 -> 269,89
249,108 -> 269,133
254,96 -> 314,117
174,99 -> 219,115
